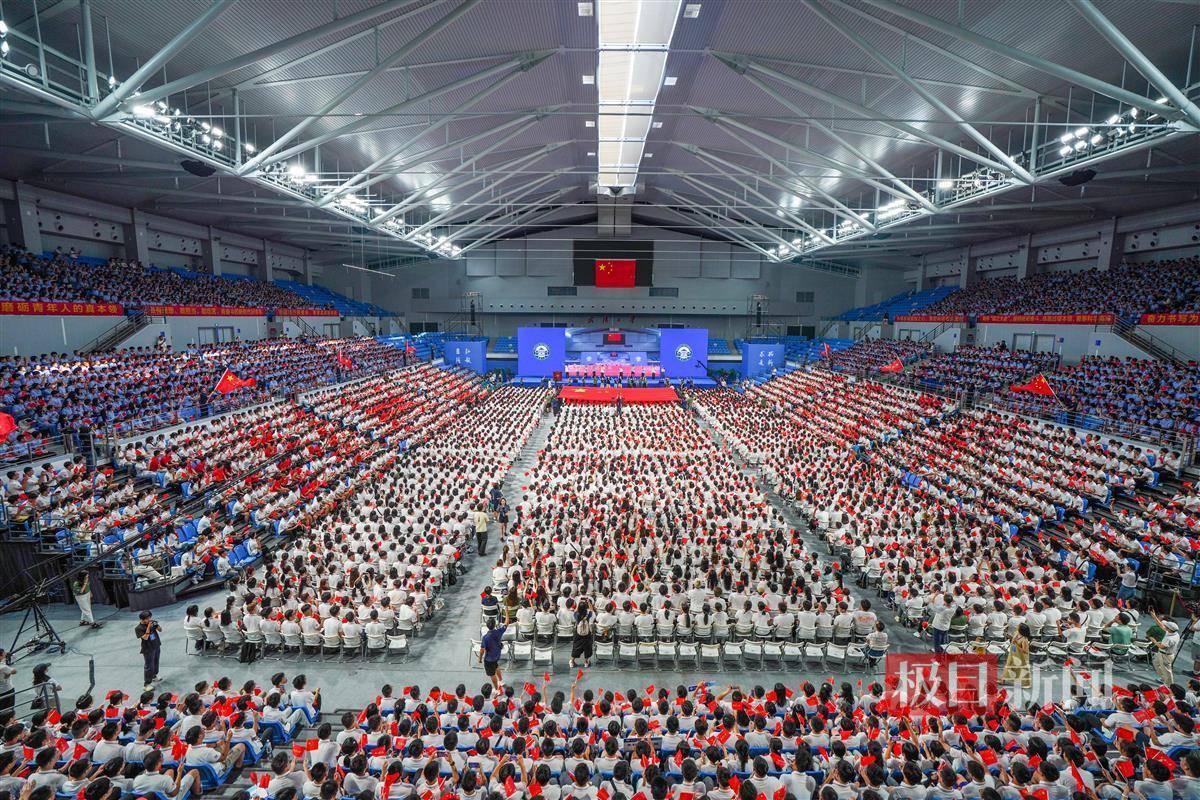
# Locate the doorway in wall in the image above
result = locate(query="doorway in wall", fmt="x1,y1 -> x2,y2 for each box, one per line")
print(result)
197,326 -> 236,344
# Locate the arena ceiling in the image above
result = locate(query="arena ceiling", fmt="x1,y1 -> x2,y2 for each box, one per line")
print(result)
0,0 -> 1197,272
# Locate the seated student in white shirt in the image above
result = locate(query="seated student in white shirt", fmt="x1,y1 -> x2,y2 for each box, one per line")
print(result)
182,724 -> 246,773
131,750 -> 202,799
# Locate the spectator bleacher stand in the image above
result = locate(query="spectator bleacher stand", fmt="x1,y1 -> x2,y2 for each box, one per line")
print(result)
707,338 -> 731,355
783,337 -> 853,362
273,278 -> 394,317
491,336 -> 518,354
835,286 -> 958,321
904,344 -> 1061,395
919,257 -> 1200,319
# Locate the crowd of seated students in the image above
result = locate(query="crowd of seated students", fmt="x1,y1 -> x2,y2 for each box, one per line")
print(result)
13,671 -> 1200,800
492,402 -> 869,654
83,677 -> 1200,800
0,247 -> 328,311
690,368 -> 1168,655
824,341 -> 931,375
0,336 -> 411,441
187,384 -> 548,656
997,358 -> 1200,441
1099,484 -> 1200,581
919,257 -> 1200,319
0,670 -> 321,800
904,346 -> 1060,395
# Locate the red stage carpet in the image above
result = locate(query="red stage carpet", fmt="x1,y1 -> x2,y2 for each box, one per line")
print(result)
558,386 -> 680,404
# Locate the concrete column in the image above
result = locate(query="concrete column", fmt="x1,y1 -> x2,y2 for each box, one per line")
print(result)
302,252 -> 315,286
258,242 -> 275,283
958,245 -> 977,289
2,183 -> 43,253
1096,217 -> 1125,271
201,227 -> 222,276
915,256 -> 928,291
1016,234 -> 1036,280
123,210 -> 151,264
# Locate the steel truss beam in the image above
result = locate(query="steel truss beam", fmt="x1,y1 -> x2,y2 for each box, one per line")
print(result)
666,179 -> 793,251
238,0 -> 482,174
707,65 -> 937,211
852,0 -> 1178,120
92,0 -> 235,119
805,0 -> 1035,182
682,144 -> 873,233
317,58 -> 544,204
671,155 -> 834,243
449,180 -> 567,241
126,0 -> 437,107
715,52 -> 1018,177
372,121 -> 557,224
256,53 -> 553,171
456,189 -> 576,254
1068,0 -> 1200,130
651,195 -> 777,259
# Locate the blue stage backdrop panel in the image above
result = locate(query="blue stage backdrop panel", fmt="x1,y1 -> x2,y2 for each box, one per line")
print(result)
517,327 -> 567,376
659,328 -> 709,378
445,339 -> 486,374
741,342 -> 786,378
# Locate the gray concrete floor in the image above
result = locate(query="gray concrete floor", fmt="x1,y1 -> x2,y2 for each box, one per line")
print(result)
0,409 -> 1166,714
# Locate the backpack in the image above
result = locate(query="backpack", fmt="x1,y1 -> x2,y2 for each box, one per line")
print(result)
575,617 -> 593,637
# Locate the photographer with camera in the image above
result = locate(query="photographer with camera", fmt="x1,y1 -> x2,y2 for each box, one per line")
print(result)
135,610 -> 162,691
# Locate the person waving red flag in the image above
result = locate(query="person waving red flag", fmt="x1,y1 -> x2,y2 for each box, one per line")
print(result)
212,368 -> 256,395
1010,374 -> 1057,398
880,357 -> 904,373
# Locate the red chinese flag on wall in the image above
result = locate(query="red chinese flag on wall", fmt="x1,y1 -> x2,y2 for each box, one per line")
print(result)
595,259 -> 636,288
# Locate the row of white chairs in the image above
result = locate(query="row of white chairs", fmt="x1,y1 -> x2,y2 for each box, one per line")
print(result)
186,625 -> 411,661
474,634 -> 886,673
499,616 -> 878,648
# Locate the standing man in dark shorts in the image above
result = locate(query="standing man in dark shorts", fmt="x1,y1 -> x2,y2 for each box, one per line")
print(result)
135,610 -> 162,691
478,619 -> 507,692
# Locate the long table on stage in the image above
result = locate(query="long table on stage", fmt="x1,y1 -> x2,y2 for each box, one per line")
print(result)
564,363 -> 662,379
558,386 -> 679,404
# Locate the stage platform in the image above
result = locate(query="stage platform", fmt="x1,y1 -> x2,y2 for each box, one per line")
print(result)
558,386 -> 679,404
510,376 -> 718,388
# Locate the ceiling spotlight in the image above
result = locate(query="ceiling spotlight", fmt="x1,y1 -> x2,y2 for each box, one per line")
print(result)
243,142 -> 255,153
937,179 -> 953,190
0,41 -> 8,57
1073,139 -> 1087,151
288,164 -> 306,180
1074,126 -> 1089,138
1058,145 -> 1072,157
1090,133 -> 1103,145
108,75 -> 116,87
1106,114 -> 1120,125
0,20 -> 8,35
1059,132 -> 1073,144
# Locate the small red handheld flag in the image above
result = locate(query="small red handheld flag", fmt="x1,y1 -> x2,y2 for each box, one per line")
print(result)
880,358 -> 904,374
0,412 -> 16,440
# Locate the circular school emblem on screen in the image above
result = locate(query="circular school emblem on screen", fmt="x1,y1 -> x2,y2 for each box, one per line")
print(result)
532,343 -> 551,360
674,344 -> 693,362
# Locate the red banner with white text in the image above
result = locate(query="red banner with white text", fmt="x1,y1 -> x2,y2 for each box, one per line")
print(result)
978,313 -> 1114,325
0,300 -> 123,316
144,305 -> 266,317
275,308 -> 339,317
1139,313 -> 1200,326
893,314 -> 967,323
